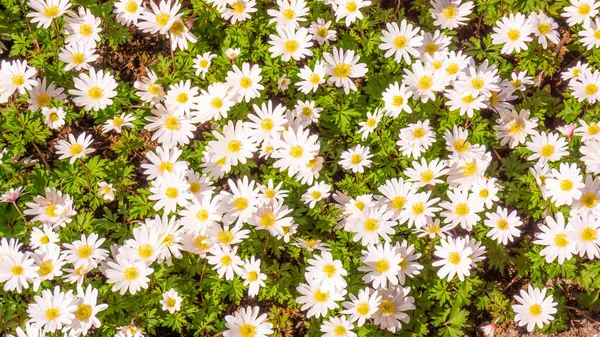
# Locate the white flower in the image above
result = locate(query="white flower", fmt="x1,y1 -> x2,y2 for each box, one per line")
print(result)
268,26 -> 313,62
484,206 -> 522,245
533,213 -> 576,264
335,0 -> 371,26
512,285 -> 557,332
160,288 -> 182,314
226,63 -> 264,103
54,132 -> 95,164
491,13 -> 533,54
27,286 -> 76,333
432,236 -> 473,281
339,145 -> 373,173
323,47 -> 368,94
379,20 -> 423,64
69,68 -> 118,111
223,306 -> 273,337
296,282 -> 346,318
27,0 -> 71,28
429,0 -> 474,29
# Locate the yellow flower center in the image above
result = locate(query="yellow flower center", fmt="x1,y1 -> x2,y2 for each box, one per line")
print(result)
239,324 -> 256,337
443,5 -> 457,18
38,93 -> 52,107
540,144 -> 554,158
585,83 -> 598,95
379,300 -> 396,315
454,139 -> 469,152
588,124 -> 600,135
165,187 -> 179,199
334,326 -> 346,337
11,74 -> 24,86
313,289 -> 329,302
393,35 -> 408,48
578,3 -> 591,15
218,231 -> 234,244
112,116 -> 125,127
351,153 -> 362,165
45,204 -> 57,217
199,59 -> 209,68
560,179 -> 573,191
497,219 -> 509,230
582,227 -> 597,242
334,63 -> 351,77
323,264 -> 337,278
582,192 -> 598,208
75,304 -> 93,320
247,271 -> 258,282
196,209 -> 209,221
446,63 -> 459,75
159,161 -> 173,173
176,93 -> 188,104
424,42 -> 438,55
40,236 -> 50,244
148,84 -> 160,95
345,0 -> 357,11
220,255 -> 232,266
411,201 -> 425,215
420,169 -> 434,182
284,40 -> 299,53
239,77 -> 252,89
289,145 -> 304,158
169,20 -> 185,35
88,86 -> 103,99
261,118 -> 274,131
391,196 -> 406,211
233,197 -> 248,210
309,73 -> 321,84
311,191 -> 322,199
356,302 -> 370,316
124,266 -> 139,280
165,116 -> 179,130
78,245 -> 93,258
138,244 -> 154,259
364,218 -> 379,231
455,203 -> 470,216
509,121 -> 524,134
38,260 -> 53,276
79,24 -> 93,37
210,97 -> 223,109
462,94 -> 475,103
49,112 -> 59,121
264,188 -> 276,198
392,95 -> 404,107
155,13 -> 170,27
529,304 -> 542,316
282,8 -> 295,20
304,239 -> 318,248
70,143 -> 83,155
462,161 -> 478,176
260,212 -> 275,227
479,189 -> 489,198
44,5 -> 59,17
125,0 -> 138,13
45,307 -> 60,320
507,29 -> 520,41
194,235 -> 210,250
554,233 -> 568,247
418,76 -> 433,90
471,77 -> 484,90
166,297 -> 177,307
72,53 -> 85,64
228,140 -> 242,153
448,252 -> 461,264
365,118 -> 376,128
161,234 -> 173,246
189,181 -> 201,194
11,265 -> 23,275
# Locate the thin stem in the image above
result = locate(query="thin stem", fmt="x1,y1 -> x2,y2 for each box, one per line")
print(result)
11,201 -> 30,228
52,19 -> 61,61
261,234 -> 270,259
199,259 -> 207,286
13,105 -> 50,167
80,159 -> 93,194
16,0 -> 41,53
170,45 -> 176,73
377,129 -> 393,160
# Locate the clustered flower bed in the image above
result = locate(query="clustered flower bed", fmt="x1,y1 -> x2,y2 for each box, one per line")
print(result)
1,0 -> 600,336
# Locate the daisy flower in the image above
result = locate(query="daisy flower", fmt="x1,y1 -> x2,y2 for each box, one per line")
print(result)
566,212 -> 600,259
439,188 -> 484,230
160,288 -> 182,314
484,206 -> 522,245
272,126 -> 320,177
240,256 -> 266,297
382,81 -> 413,117
323,46 -> 368,94
432,236 -> 473,281
533,213 -> 576,264
341,288 -> 381,327
320,316 -> 356,337
222,0 -> 257,24
569,69 -> 600,103
226,63 -> 264,103
29,225 -> 59,251
0,252 -> 38,293
301,181 -> 331,209
572,175 -> 600,216
429,0 -> 474,29
562,0 -> 599,26
164,80 -> 201,115
378,20 -> 423,64
293,238 -> 330,252
63,232 -> 108,270
309,18 -> 337,45
349,206 -> 396,246
529,11 -> 559,49
394,240 -> 423,284
268,26 -> 313,62
168,19 -> 197,51
69,68 -> 118,111
525,131 -> 569,164
0,59 -> 38,96
97,181 -> 115,201
546,163 -> 585,206
575,119 -> 600,141
70,284 -> 108,335
102,112 -> 135,133
358,109 -> 383,140
27,0 -> 70,28
267,0 -> 308,30
513,285 -> 557,332
494,108 -> 538,149
335,0 -> 371,26
137,0 -> 182,34
491,13 -> 533,54
134,69 -> 165,106
372,286 -> 415,332
207,245 -> 243,280
26,77 -> 66,111
27,286 -> 76,333
141,146 -> 189,180
296,283 -> 345,319
104,256 -> 154,295
223,306 -> 273,337
403,60 -> 442,103
339,145 -> 373,173
41,107 -> 66,130
225,47 -> 240,60
193,52 -> 217,78
144,104 -> 197,148
296,61 -> 327,94
113,0 -> 144,25
24,188 -> 76,227
357,242 -> 402,289
54,132 -> 95,164
58,43 -> 98,71
64,7 -> 102,47
149,174 -> 193,214
404,157 -> 448,187
399,191 -> 441,228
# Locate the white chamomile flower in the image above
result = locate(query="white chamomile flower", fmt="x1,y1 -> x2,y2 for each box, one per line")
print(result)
512,285 -> 557,332
160,288 -> 182,313
491,13 -> 533,54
